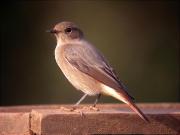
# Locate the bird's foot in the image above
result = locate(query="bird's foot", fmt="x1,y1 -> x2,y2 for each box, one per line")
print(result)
60,106 -> 75,112
60,106 -> 85,117
82,106 -> 100,111
89,106 -> 100,111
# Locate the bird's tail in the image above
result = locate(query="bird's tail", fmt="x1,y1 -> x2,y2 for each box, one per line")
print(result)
127,101 -> 149,122
101,84 -> 149,122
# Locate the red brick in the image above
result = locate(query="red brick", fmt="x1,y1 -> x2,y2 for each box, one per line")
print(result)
30,103 -> 180,134
0,112 -> 30,135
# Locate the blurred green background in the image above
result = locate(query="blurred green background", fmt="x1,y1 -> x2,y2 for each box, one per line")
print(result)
1,1 -> 179,105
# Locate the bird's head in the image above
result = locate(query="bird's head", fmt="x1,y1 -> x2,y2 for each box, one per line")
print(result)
47,21 -> 84,44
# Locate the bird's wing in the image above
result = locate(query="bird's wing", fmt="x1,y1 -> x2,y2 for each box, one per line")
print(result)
63,44 -> 134,100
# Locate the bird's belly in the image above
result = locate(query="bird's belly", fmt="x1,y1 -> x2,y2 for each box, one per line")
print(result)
55,49 -> 101,95
60,62 -> 100,95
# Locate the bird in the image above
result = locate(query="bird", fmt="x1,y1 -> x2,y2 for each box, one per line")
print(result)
48,21 -> 149,122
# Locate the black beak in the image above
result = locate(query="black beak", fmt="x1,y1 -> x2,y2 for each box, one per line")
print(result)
46,29 -> 59,34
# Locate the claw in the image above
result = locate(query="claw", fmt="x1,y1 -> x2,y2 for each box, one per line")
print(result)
60,106 -> 85,117
89,106 -> 100,111
60,106 -> 75,112
74,109 -> 85,117
82,106 -> 100,111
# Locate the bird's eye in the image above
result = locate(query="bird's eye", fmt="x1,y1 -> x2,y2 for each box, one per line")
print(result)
65,28 -> 72,33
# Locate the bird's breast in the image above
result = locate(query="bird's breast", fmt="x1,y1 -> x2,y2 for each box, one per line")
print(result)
55,45 -> 101,95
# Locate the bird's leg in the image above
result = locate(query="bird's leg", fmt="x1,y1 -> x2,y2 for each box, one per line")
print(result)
72,93 -> 88,110
93,93 -> 101,107
60,93 -> 88,111
60,94 -> 88,116
71,93 -> 88,116
88,94 -> 101,111
74,93 -> 88,106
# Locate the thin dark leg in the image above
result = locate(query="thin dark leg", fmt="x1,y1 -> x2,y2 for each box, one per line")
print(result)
75,93 -> 88,106
93,94 -> 101,107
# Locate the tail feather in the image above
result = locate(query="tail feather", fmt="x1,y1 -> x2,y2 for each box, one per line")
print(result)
128,101 -> 149,122
101,84 -> 149,122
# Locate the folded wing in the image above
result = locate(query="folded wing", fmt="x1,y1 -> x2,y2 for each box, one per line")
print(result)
63,44 -> 134,100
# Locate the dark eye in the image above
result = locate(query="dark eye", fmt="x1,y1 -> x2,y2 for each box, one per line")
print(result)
65,28 -> 72,33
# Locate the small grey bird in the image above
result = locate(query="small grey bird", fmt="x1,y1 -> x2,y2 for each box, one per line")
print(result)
48,21 -> 149,122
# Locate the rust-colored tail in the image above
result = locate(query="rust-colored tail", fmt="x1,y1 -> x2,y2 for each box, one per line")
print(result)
102,84 -> 149,122
127,101 -> 149,122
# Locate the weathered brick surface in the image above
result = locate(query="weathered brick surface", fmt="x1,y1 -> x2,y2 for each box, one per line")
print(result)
30,104 -> 180,134
0,104 -> 180,134
0,112 -> 30,135
0,105 -> 61,135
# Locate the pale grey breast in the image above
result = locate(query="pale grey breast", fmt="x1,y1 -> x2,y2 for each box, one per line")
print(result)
55,44 -> 101,95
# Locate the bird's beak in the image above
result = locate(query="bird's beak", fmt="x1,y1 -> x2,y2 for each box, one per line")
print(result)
46,29 -> 59,34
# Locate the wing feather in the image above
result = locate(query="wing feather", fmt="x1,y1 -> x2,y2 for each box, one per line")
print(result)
64,43 -> 134,100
